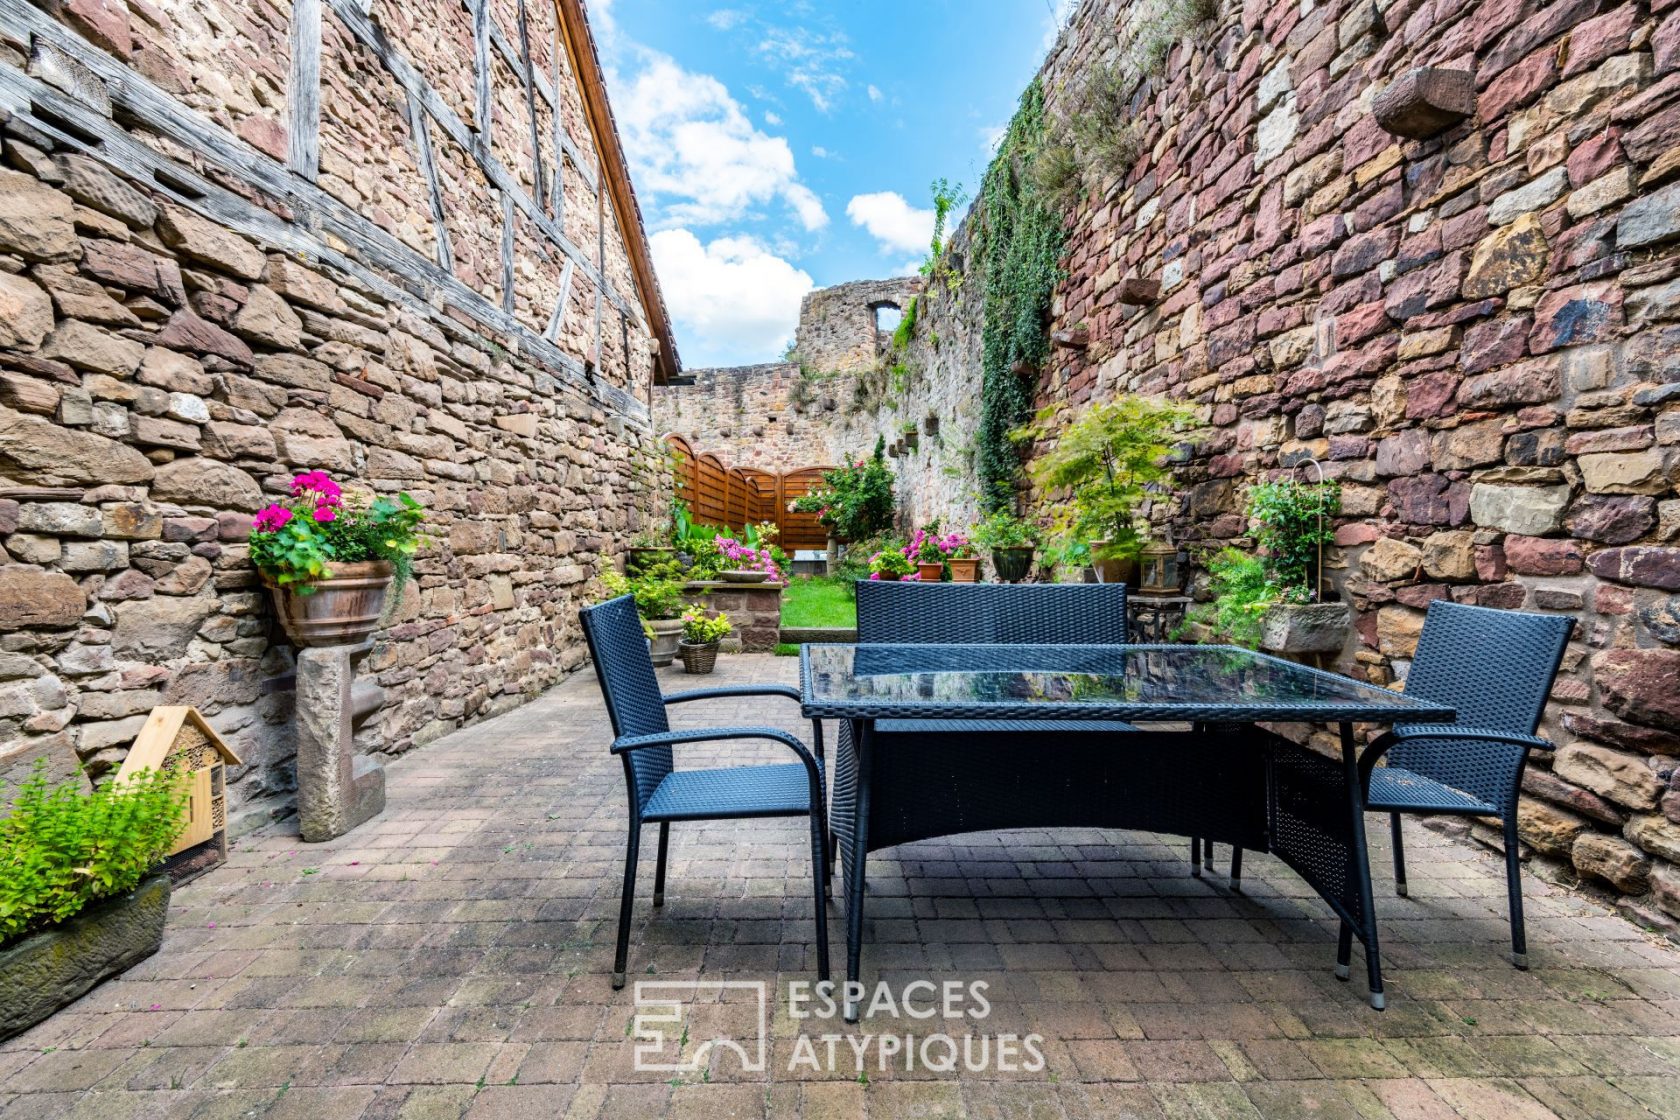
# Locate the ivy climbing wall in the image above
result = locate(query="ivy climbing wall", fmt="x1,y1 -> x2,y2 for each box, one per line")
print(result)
796,0 -> 1680,928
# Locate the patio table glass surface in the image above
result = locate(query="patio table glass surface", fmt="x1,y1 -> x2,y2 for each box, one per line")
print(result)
800,642 -> 1458,724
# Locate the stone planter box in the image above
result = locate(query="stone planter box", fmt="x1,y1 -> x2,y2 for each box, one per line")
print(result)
1260,602 -> 1352,654
1,874 -> 171,1041
681,581 -> 784,652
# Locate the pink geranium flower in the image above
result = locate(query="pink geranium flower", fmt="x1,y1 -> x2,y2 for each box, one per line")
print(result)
312,505 -> 337,523
291,470 -> 342,505
253,505 -> 293,533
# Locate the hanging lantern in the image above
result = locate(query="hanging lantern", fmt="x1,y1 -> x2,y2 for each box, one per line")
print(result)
1139,538 -> 1183,594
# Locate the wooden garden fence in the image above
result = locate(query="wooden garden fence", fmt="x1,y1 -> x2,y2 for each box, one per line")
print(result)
666,435 -> 833,551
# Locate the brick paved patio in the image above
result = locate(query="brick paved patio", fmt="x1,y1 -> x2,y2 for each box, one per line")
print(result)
5,654 -> 1680,1119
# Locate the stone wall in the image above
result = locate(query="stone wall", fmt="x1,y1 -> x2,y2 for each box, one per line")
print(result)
708,0 -> 1680,925
654,277 -> 921,472
0,0 -> 666,831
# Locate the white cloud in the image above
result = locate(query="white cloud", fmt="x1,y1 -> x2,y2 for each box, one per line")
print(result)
756,26 -> 853,112
650,230 -> 814,365
612,50 -> 827,232
810,145 -> 831,159
707,8 -> 744,30
867,83 -> 882,103
846,191 -> 935,256
764,110 -> 782,125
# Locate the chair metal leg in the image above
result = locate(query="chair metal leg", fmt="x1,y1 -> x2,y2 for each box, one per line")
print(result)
1504,815 -> 1528,970
844,719 -> 874,1022
613,818 -> 642,989
1204,841 -> 1216,872
809,804 -> 831,983
813,718 -> 835,890
1229,847 -> 1243,893
1335,921 -> 1353,981
1391,813 -> 1408,898
1190,836 -> 1202,877
652,822 -> 670,907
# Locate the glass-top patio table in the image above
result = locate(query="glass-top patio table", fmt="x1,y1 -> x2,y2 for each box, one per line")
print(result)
800,643 -> 1457,1019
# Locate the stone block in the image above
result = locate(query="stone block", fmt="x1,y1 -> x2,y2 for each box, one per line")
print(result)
0,567 -> 86,630
1372,67 -> 1474,138
1617,180 -> 1680,248
1572,832 -> 1651,893
1587,546 -> 1680,590
148,457 -> 264,512
1361,537 -> 1423,581
1554,742 -> 1664,809
1469,482 -> 1571,535
0,169 -> 78,262
0,272 -> 54,351
157,206 -> 266,280
1376,605 -> 1425,657
1593,648 -> 1680,731
1420,530 -> 1478,581
295,646 -> 386,843
1578,450 -> 1670,495
1626,813 -> 1680,863
1518,796 -> 1588,856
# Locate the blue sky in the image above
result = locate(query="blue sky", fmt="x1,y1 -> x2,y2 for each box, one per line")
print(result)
594,0 -> 1069,368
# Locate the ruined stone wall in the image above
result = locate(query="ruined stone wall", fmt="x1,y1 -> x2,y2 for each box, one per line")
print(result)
0,0 -> 664,830
653,277 -> 922,473
799,0 -> 1680,923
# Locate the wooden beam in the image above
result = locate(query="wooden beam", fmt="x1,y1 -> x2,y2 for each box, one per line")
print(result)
553,0 -> 677,381
515,0 -> 547,210
287,0 -> 322,180
501,190 -> 516,314
410,91 -> 454,271
546,258 -> 574,341
0,65 -> 647,422
471,0 -> 491,136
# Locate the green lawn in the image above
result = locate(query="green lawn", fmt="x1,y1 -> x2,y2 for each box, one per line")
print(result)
780,576 -> 857,629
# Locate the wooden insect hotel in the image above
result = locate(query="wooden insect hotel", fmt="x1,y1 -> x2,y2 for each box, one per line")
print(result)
115,707 -> 241,881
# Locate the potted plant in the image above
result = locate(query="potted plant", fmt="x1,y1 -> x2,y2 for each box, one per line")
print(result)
905,524 -> 956,582
1,762 -> 187,1041
948,538 -> 981,583
1249,477 -> 1347,653
627,524 -> 676,575
599,560 -> 686,666
972,508 -> 1042,583
251,471 -> 425,647
790,437 -> 897,544
868,549 -> 916,581
716,535 -> 785,584
1025,398 -> 1189,587
678,608 -> 732,674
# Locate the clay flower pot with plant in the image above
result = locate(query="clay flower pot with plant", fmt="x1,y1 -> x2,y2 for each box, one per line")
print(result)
1,762 -> 188,1041
905,524 -> 962,582
678,608 -> 732,674
1024,397 -> 1190,588
948,538 -> 981,582
972,503 -> 1043,583
868,549 -> 916,581
251,471 -> 426,648
599,560 -> 686,666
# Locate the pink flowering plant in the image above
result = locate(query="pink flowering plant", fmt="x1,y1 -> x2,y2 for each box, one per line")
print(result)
904,524 -> 967,566
249,470 -> 425,594
714,537 -> 785,583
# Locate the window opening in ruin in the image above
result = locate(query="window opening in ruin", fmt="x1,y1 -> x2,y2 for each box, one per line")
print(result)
871,301 -> 903,353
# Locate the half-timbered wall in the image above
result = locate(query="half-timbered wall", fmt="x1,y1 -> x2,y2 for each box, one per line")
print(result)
0,0 -> 671,831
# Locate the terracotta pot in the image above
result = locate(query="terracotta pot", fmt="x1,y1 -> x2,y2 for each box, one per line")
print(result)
1090,543 -> 1137,588
679,640 -> 720,674
916,561 -> 945,582
646,617 -> 683,666
991,548 -> 1034,583
948,557 -> 981,583
266,561 -> 394,647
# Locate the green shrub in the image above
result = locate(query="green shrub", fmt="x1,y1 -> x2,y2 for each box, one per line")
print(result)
1,763 -> 188,944
1182,548 -> 1304,649
598,559 -> 686,621
1248,479 -> 1341,595
791,438 -> 897,542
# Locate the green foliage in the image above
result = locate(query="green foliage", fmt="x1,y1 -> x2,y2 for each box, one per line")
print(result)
1248,479 -> 1342,595
598,559 -> 685,620
832,533 -> 903,587
977,79 -> 1069,511
1,762 -> 188,944
892,295 -> 918,350
868,549 -> 916,580
790,438 -> 897,541
971,508 -> 1043,550
918,178 -> 969,292
249,473 -> 426,599
680,608 -> 732,645
1183,548 -> 1307,648
1025,396 -> 1191,561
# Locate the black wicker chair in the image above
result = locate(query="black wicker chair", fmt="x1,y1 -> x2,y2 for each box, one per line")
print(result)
1356,599 -> 1573,970
580,595 -> 830,987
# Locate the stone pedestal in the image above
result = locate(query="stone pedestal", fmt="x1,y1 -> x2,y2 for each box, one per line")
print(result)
295,645 -> 385,843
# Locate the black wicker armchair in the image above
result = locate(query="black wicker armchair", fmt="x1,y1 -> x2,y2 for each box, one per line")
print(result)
1355,599 -> 1573,969
580,595 -> 830,987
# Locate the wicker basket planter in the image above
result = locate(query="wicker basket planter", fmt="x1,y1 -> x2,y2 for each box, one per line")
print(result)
991,547 -> 1034,583
679,640 -> 720,674
948,558 -> 980,582
265,560 -> 393,647
1,874 -> 170,1042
